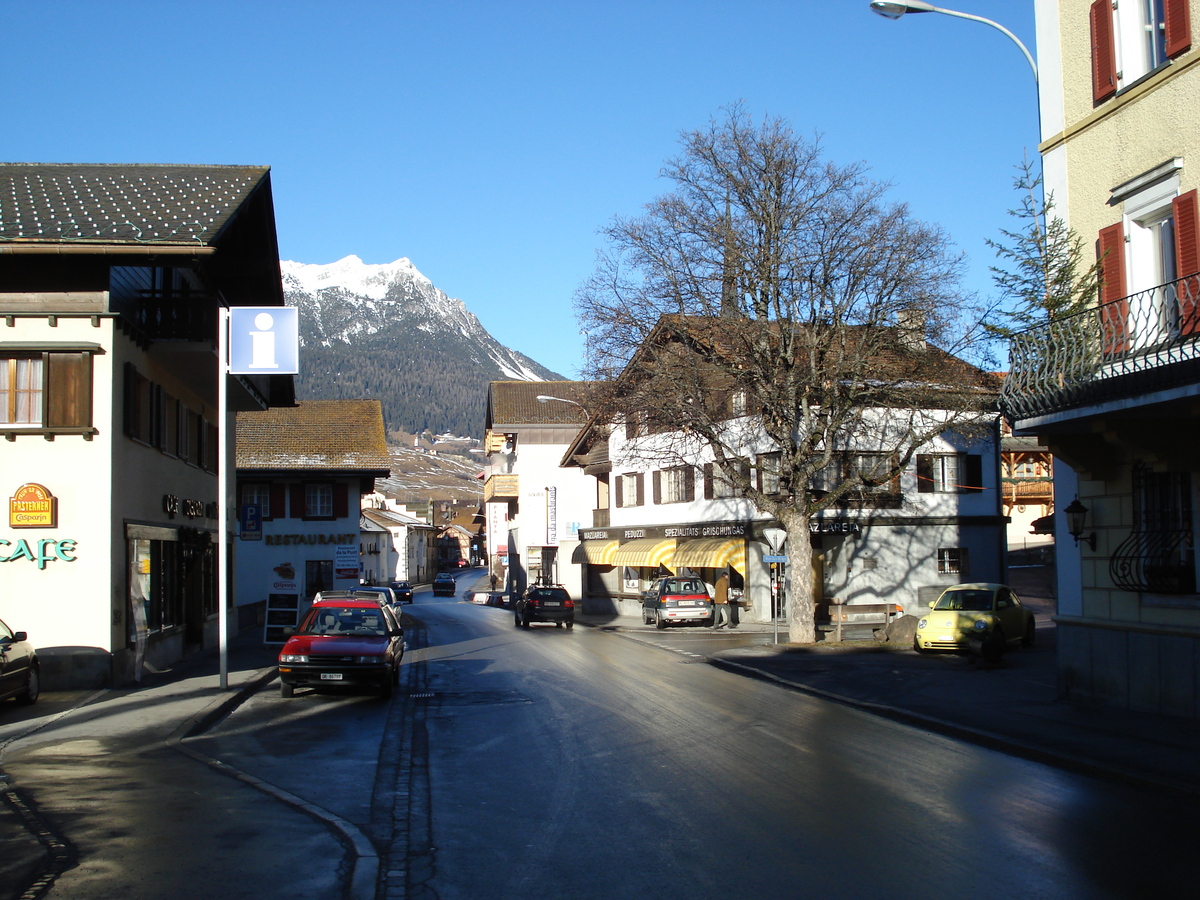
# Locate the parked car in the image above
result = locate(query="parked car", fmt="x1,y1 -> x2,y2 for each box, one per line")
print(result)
514,585 -> 574,628
278,598 -> 404,698
432,573 -> 457,596
641,576 -> 713,629
352,585 -> 397,607
390,581 -> 414,603
914,583 -> 1035,660
455,558 -> 469,568
0,618 -> 39,705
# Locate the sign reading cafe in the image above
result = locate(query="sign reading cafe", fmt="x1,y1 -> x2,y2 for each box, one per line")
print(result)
3,483 -> 77,569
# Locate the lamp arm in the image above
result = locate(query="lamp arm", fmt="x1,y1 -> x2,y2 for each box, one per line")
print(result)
929,6 -> 1038,83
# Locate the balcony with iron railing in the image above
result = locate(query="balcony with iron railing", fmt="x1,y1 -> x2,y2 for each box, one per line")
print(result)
1001,273 -> 1200,424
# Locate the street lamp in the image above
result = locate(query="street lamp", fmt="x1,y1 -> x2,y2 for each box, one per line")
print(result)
869,1 -> 1038,85
1063,498 -> 1097,550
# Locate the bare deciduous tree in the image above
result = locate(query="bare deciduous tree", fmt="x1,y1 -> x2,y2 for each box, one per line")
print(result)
574,107 -> 999,643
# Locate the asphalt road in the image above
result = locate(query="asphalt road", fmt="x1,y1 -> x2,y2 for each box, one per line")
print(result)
4,570 -> 1198,899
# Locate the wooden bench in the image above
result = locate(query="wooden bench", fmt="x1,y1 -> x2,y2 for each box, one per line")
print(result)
823,602 -> 903,641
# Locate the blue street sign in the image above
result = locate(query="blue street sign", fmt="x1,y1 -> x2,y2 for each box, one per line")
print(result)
229,307 -> 299,375
763,555 -> 788,563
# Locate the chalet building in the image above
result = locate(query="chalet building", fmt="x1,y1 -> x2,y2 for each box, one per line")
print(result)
1003,1 -> 1200,714
361,503 -> 437,584
560,320 -> 1007,622
483,381 -> 592,599
0,163 -> 294,687
235,400 -> 390,643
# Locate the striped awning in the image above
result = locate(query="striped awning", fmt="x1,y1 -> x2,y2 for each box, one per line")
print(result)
611,537 -> 676,570
672,538 -> 746,575
579,539 -> 619,565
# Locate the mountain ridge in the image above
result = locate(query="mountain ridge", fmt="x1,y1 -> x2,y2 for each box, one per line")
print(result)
282,255 -> 563,440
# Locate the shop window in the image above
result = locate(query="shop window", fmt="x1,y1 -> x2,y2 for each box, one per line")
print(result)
1,348 -> 96,433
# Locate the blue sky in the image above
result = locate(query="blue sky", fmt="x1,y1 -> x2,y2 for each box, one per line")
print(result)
4,1 -> 1039,378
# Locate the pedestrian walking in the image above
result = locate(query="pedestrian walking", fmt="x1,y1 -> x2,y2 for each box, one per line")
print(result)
713,572 -> 731,628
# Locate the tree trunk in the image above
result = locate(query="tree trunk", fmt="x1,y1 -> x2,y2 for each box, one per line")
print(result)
783,512 -> 817,644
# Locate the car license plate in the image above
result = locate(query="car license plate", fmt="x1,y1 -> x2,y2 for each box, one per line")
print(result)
320,673 -> 343,681
544,601 -> 560,606
677,600 -> 695,606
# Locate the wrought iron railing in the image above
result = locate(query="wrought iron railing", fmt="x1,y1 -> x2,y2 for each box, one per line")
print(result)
1110,528 -> 1196,593
1001,273 -> 1200,422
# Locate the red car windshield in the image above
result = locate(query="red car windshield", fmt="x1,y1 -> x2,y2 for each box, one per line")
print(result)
301,607 -> 388,636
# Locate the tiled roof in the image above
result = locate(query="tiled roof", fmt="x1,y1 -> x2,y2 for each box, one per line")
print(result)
487,380 -> 592,428
0,163 -> 270,245
362,507 -> 430,529
236,400 -> 390,473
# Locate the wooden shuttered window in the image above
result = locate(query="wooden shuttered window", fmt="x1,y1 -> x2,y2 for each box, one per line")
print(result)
1098,222 -> 1129,354
269,484 -> 287,520
1090,0 -> 1118,102
45,351 -> 92,429
1165,0 -> 1192,58
333,482 -> 349,519
1176,190 -> 1200,334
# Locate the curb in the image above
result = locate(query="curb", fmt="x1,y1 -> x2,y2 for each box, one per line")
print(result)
166,669 -> 379,900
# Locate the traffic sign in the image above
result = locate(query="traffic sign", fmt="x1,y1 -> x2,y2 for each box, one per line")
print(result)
763,555 -> 788,563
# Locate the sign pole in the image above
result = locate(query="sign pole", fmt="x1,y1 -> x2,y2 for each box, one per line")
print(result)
217,308 -> 229,690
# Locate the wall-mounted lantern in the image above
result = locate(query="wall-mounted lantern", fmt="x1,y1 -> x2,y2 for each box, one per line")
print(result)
1063,498 -> 1097,550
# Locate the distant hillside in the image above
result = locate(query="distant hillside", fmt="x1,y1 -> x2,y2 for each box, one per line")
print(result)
283,256 -> 563,439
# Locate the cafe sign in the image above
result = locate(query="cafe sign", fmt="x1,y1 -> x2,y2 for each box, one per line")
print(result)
10,483 -> 57,528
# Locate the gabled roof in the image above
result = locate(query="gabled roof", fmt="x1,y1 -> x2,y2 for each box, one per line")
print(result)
486,380 -> 592,429
0,163 -> 270,246
236,400 -> 390,474
362,507 -> 432,529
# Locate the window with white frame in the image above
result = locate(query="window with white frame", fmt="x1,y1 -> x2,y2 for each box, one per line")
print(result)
938,548 -> 968,576
918,453 -> 984,494
241,483 -> 271,518
657,465 -> 694,504
852,452 -> 893,493
2,349 -> 95,431
1091,0 -> 1191,100
617,472 -> 643,508
756,452 -> 782,495
305,483 -> 333,518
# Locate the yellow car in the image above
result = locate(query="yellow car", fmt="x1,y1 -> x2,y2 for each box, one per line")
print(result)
914,583 -> 1035,659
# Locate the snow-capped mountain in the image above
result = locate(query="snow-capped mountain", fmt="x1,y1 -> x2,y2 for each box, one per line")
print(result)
282,255 -> 562,438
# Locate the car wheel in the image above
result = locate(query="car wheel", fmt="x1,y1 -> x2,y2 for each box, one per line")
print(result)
555,621 -> 563,628
380,671 -> 395,698
17,666 -> 39,705
514,612 -> 522,627
281,682 -> 295,698
566,619 -> 574,629
912,637 -> 929,655
521,614 -> 531,629
1022,620 -> 1035,648
655,611 -> 667,630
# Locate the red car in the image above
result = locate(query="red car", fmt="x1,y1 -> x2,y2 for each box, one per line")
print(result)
278,598 -> 404,698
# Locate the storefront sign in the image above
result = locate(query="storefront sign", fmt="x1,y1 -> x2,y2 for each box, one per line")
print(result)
264,533 -> 357,546
271,561 -> 299,592
0,537 -> 77,569
809,520 -> 861,534
163,494 -> 216,520
9,483 -> 57,528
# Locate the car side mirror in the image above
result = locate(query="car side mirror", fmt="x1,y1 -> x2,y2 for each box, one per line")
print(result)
13,631 -> 27,642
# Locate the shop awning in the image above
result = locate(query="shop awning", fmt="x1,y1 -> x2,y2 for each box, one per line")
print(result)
576,539 -> 619,565
672,538 -> 746,575
611,537 -> 676,570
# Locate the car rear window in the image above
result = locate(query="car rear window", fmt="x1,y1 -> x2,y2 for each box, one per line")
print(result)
663,577 -> 706,595
301,606 -> 388,635
530,588 -> 568,600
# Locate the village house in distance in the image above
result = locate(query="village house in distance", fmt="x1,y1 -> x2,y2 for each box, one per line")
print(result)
235,399 -> 390,643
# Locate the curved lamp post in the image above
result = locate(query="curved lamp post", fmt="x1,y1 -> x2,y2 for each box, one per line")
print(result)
869,1 -> 1038,85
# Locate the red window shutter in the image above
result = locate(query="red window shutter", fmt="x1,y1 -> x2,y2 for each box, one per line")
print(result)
1098,223 -> 1129,354
1090,0 -> 1117,102
652,470 -> 662,505
683,466 -> 695,502
289,484 -> 305,519
635,473 -> 644,506
614,475 -> 624,508
1165,0 -> 1192,58
269,484 -> 286,520
333,483 -> 349,519
1174,190 -> 1200,334
703,463 -> 714,500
